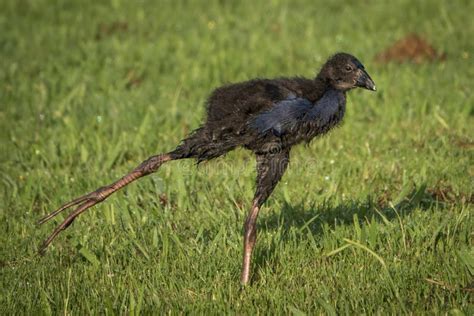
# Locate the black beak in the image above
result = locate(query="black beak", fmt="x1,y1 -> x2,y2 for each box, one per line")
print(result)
356,69 -> 376,91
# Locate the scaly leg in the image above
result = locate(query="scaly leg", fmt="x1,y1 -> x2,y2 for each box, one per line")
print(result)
38,153 -> 173,254
240,150 -> 289,285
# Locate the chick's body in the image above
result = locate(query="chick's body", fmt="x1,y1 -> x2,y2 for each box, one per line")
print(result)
174,75 -> 346,160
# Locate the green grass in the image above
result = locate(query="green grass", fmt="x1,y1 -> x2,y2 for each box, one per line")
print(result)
1,0 -> 473,314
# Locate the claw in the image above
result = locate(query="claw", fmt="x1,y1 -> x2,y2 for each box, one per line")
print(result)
36,187 -> 111,254
37,195 -> 90,225
38,199 -> 97,254
37,175 -> 135,254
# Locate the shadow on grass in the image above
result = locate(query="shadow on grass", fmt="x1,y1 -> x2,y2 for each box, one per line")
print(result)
253,183 -> 453,272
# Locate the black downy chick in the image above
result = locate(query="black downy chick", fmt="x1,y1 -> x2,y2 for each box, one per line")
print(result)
38,52 -> 376,285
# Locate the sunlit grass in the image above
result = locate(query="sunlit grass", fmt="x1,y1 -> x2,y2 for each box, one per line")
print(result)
1,0 -> 473,314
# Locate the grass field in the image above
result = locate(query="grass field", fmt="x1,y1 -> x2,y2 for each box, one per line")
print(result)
1,0 -> 473,314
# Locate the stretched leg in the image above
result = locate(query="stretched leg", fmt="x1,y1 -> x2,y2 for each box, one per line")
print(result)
38,153 -> 174,254
240,149 -> 290,285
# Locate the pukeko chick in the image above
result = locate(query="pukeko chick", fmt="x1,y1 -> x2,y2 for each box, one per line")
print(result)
38,52 -> 376,285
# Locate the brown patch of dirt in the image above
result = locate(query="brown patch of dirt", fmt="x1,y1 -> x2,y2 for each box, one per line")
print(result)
95,21 -> 128,40
376,190 -> 392,208
455,140 -> 474,149
125,69 -> 144,89
375,33 -> 445,64
427,184 -> 473,204
159,193 -> 169,206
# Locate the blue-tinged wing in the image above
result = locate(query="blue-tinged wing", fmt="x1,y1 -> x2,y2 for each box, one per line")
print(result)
303,90 -> 344,124
250,96 -> 313,137
250,90 -> 344,137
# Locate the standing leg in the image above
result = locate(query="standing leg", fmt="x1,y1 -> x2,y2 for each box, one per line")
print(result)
240,150 -> 290,285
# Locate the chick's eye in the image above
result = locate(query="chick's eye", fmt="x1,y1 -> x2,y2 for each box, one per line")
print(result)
345,65 -> 353,72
